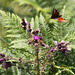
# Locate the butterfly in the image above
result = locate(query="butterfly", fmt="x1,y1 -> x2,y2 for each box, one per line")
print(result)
51,8 -> 68,22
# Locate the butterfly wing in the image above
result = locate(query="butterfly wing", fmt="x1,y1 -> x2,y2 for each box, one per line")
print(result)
51,8 -> 62,19
58,18 -> 68,22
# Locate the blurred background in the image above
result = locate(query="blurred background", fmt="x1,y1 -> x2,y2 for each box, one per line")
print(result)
0,0 -> 75,18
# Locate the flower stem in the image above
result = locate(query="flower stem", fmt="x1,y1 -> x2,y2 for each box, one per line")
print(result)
35,46 -> 40,75
51,54 -> 55,75
61,22 -> 62,40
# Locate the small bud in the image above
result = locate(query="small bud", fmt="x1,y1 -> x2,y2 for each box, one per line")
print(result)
21,18 -> 27,30
61,44 -> 66,47
19,58 -> 22,61
4,62 -> 11,69
54,46 -> 58,51
27,39 -> 33,44
45,45 -> 49,48
0,53 -> 5,57
28,23 -> 32,32
61,40 -> 65,44
39,40 -> 44,46
35,43 -> 38,46
54,41 -> 57,46
36,29 -> 40,34
65,41 -> 69,45
32,29 -> 40,35
67,45 -> 71,51
58,42 -> 61,46
39,37 -> 43,40
50,47 -> 54,52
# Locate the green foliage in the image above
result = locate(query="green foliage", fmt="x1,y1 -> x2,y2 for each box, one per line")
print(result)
0,0 -> 75,75
0,10 -> 34,59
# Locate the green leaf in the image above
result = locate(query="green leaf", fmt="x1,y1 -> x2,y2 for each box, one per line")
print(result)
55,70 -> 62,75
35,15 -> 39,29
5,34 -> 22,38
31,17 -> 34,29
10,39 -> 27,44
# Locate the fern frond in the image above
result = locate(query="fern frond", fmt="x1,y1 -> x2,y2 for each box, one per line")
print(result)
0,10 -> 34,59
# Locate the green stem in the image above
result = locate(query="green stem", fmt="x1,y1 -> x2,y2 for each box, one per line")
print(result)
61,23 -> 62,40
52,56 -> 54,74
36,46 -> 40,75
51,54 -> 55,75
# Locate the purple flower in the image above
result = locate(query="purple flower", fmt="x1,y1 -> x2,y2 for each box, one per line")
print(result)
0,53 -> 5,57
0,58 -> 4,64
33,36 -> 39,40
53,40 -> 71,56
50,47 -> 54,52
4,62 -> 11,69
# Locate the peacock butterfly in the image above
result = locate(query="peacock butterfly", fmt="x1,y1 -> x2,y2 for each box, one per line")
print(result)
51,8 -> 68,22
